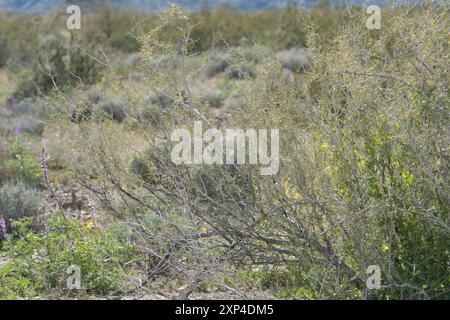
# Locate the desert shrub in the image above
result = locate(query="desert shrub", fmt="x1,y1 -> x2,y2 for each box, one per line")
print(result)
130,142 -> 175,187
128,53 -> 143,68
6,99 -> 41,116
0,111 -> 17,136
70,90 -> 102,123
70,91 -> 129,124
0,218 -> 138,298
14,115 -> 45,135
68,45 -> 105,86
3,140 -> 42,186
200,88 -> 226,108
224,64 -> 256,80
13,34 -> 104,99
241,46 -> 270,63
133,104 -> 163,126
14,35 -> 68,99
149,92 -> 174,109
0,181 -> 45,223
1,99 -> 47,136
83,5 -> 141,53
100,99 -> 127,123
0,138 -> 12,166
146,54 -> 179,72
70,102 -> 93,124
0,14 -> 39,67
206,51 -> 230,77
223,95 -> 245,110
223,86 -> 251,110
85,89 -> 104,104
12,79 -> 36,101
276,47 -> 311,72
65,5 -> 449,300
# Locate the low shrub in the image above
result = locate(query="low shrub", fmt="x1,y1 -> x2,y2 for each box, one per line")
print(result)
13,34 -> 104,99
14,115 -> 45,135
100,99 -> 127,123
0,218 -> 139,298
276,47 -> 311,72
0,181 -> 45,223
6,99 -> 42,117
149,92 -> 174,109
3,140 -> 42,186
224,64 -> 256,80
200,88 -> 226,109
206,51 -> 230,77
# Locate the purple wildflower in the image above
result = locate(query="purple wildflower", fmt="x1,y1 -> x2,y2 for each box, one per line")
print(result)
0,218 -> 7,239
87,197 -> 97,229
87,197 -> 95,215
68,240 -> 75,250
40,149 -> 49,185
15,121 -> 22,136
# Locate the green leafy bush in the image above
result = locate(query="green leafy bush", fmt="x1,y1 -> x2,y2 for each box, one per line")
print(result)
0,218 -> 137,298
13,34 -> 103,99
4,140 -> 42,186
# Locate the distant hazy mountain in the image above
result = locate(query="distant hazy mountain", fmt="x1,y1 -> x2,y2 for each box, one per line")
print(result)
0,0 -> 407,14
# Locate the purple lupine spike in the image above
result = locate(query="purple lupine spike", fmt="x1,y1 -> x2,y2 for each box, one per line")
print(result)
87,197 -> 98,229
0,218 -> 7,239
87,197 -> 95,215
15,121 -> 22,136
40,149 -> 49,185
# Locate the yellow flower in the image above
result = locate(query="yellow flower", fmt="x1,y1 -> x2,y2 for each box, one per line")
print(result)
199,224 -> 208,234
85,218 -> 96,229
